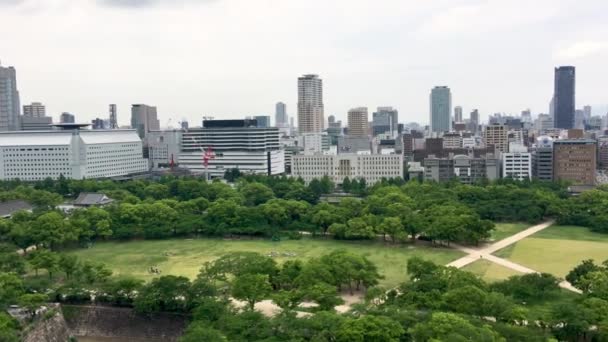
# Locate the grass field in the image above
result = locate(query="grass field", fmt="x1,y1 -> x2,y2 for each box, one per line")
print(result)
69,238 -> 464,288
490,223 -> 529,242
461,259 -> 522,282
494,225 -> 608,278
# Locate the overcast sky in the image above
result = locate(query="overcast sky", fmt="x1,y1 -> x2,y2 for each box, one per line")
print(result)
1,0 -> 607,127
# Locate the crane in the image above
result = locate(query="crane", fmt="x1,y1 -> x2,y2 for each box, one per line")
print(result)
185,131 -> 215,181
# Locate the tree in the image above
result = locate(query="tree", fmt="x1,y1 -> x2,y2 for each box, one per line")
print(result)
336,315 -> 404,342
492,273 -> 560,302
231,274 -> 272,311
58,254 -> 80,280
410,312 -> 504,342
29,211 -> 78,250
379,217 -> 405,242
0,272 -> 24,308
342,177 -> 352,193
103,277 -> 144,306
302,283 -> 344,311
180,322 -> 228,342
0,313 -> 19,342
566,259 -> 602,289
134,275 -> 192,314
201,252 -> 278,282
18,293 -> 48,317
28,249 -> 59,279
240,182 -> 274,206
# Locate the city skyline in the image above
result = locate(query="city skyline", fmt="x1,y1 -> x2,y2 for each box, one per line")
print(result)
1,0 -> 607,126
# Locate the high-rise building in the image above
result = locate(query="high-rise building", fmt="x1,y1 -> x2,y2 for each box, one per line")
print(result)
502,143 -> 532,181
469,109 -> 480,133
20,116 -> 52,131
91,118 -> 108,130
0,63 -> 21,131
254,115 -> 271,128
131,104 -> 160,139
23,102 -> 46,118
109,104 -> 118,129
521,109 -> 532,123
347,107 -> 369,137
535,114 -> 554,133
60,112 -> 75,124
181,120 -> 189,130
553,139 -> 596,185
483,123 -> 508,153
430,86 -> 451,134
583,105 -> 592,120
372,107 -> 398,137
454,106 -> 463,123
297,74 -> 324,133
553,66 -> 576,129
328,115 -> 336,125
275,102 -> 288,127
532,136 -> 554,181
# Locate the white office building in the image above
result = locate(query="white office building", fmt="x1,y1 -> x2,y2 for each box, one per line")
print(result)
299,133 -> 330,155
292,154 -> 403,185
502,143 -> 532,181
0,126 -> 148,181
179,119 -> 284,177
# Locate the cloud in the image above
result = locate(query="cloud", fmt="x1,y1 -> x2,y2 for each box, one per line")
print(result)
98,0 -> 215,7
555,41 -> 608,59
0,0 -> 24,5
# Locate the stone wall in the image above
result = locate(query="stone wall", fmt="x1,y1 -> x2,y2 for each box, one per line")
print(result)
62,305 -> 186,342
23,309 -> 71,342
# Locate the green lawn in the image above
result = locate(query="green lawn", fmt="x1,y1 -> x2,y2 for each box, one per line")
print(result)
494,225 -> 608,278
461,259 -> 523,283
490,223 -> 530,242
69,238 -> 464,288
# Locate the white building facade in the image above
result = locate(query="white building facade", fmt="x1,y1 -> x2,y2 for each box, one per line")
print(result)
179,120 -> 284,177
0,129 -> 148,181
292,154 -> 403,185
502,143 -> 532,180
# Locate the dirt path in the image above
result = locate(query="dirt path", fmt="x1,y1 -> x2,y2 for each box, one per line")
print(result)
446,220 -> 581,294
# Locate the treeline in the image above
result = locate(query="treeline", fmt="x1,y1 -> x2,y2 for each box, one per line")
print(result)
0,175 -> 587,252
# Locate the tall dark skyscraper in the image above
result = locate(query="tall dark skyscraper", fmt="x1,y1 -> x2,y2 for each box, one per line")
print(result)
553,66 -> 575,129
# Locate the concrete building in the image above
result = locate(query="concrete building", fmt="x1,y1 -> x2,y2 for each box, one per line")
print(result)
454,106 -> 463,123
535,114 -> 554,133
109,104 -> 118,129
91,118 -> 108,130
20,116 -> 52,131
483,123 -> 509,153
430,86 -> 451,134
22,102 -> 45,118
554,66 -> 576,129
442,132 -> 462,149
0,125 -> 148,181
338,136 -> 371,154
502,143 -> 532,180
553,139 -> 596,185
131,104 -> 160,139
424,154 -> 500,184
532,136 -> 554,181
60,112 -> 75,124
347,107 -> 368,137
179,119 -> 284,177
145,130 -> 183,170
300,133 -> 330,155
254,115 -> 271,128
584,105 -> 592,120
292,154 -> 403,185
297,74 -> 324,133
0,63 -> 20,131
275,102 -> 288,127
372,107 -> 398,137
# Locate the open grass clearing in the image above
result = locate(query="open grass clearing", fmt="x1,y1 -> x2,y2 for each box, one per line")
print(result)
461,259 -> 523,283
493,225 -> 608,278
68,237 -> 464,288
490,223 -> 530,242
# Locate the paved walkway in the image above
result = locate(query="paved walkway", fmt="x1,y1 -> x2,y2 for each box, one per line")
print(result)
446,220 -> 581,294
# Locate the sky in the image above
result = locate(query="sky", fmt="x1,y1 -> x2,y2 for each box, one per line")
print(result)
1,0 -> 607,127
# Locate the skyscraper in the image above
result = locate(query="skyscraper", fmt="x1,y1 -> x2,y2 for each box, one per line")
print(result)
297,74 -> 324,133
430,86 -> 451,134
583,105 -> 592,120
454,106 -> 463,123
372,107 -> 399,136
109,104 -> 118,129
553,66 -> 575,129
0,63 -> 21,131
131,104 -> 160,139
23,102 -> 46,118
60,112 -> 75,124
275,102 -> 288,127
347,107 -> 368,137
